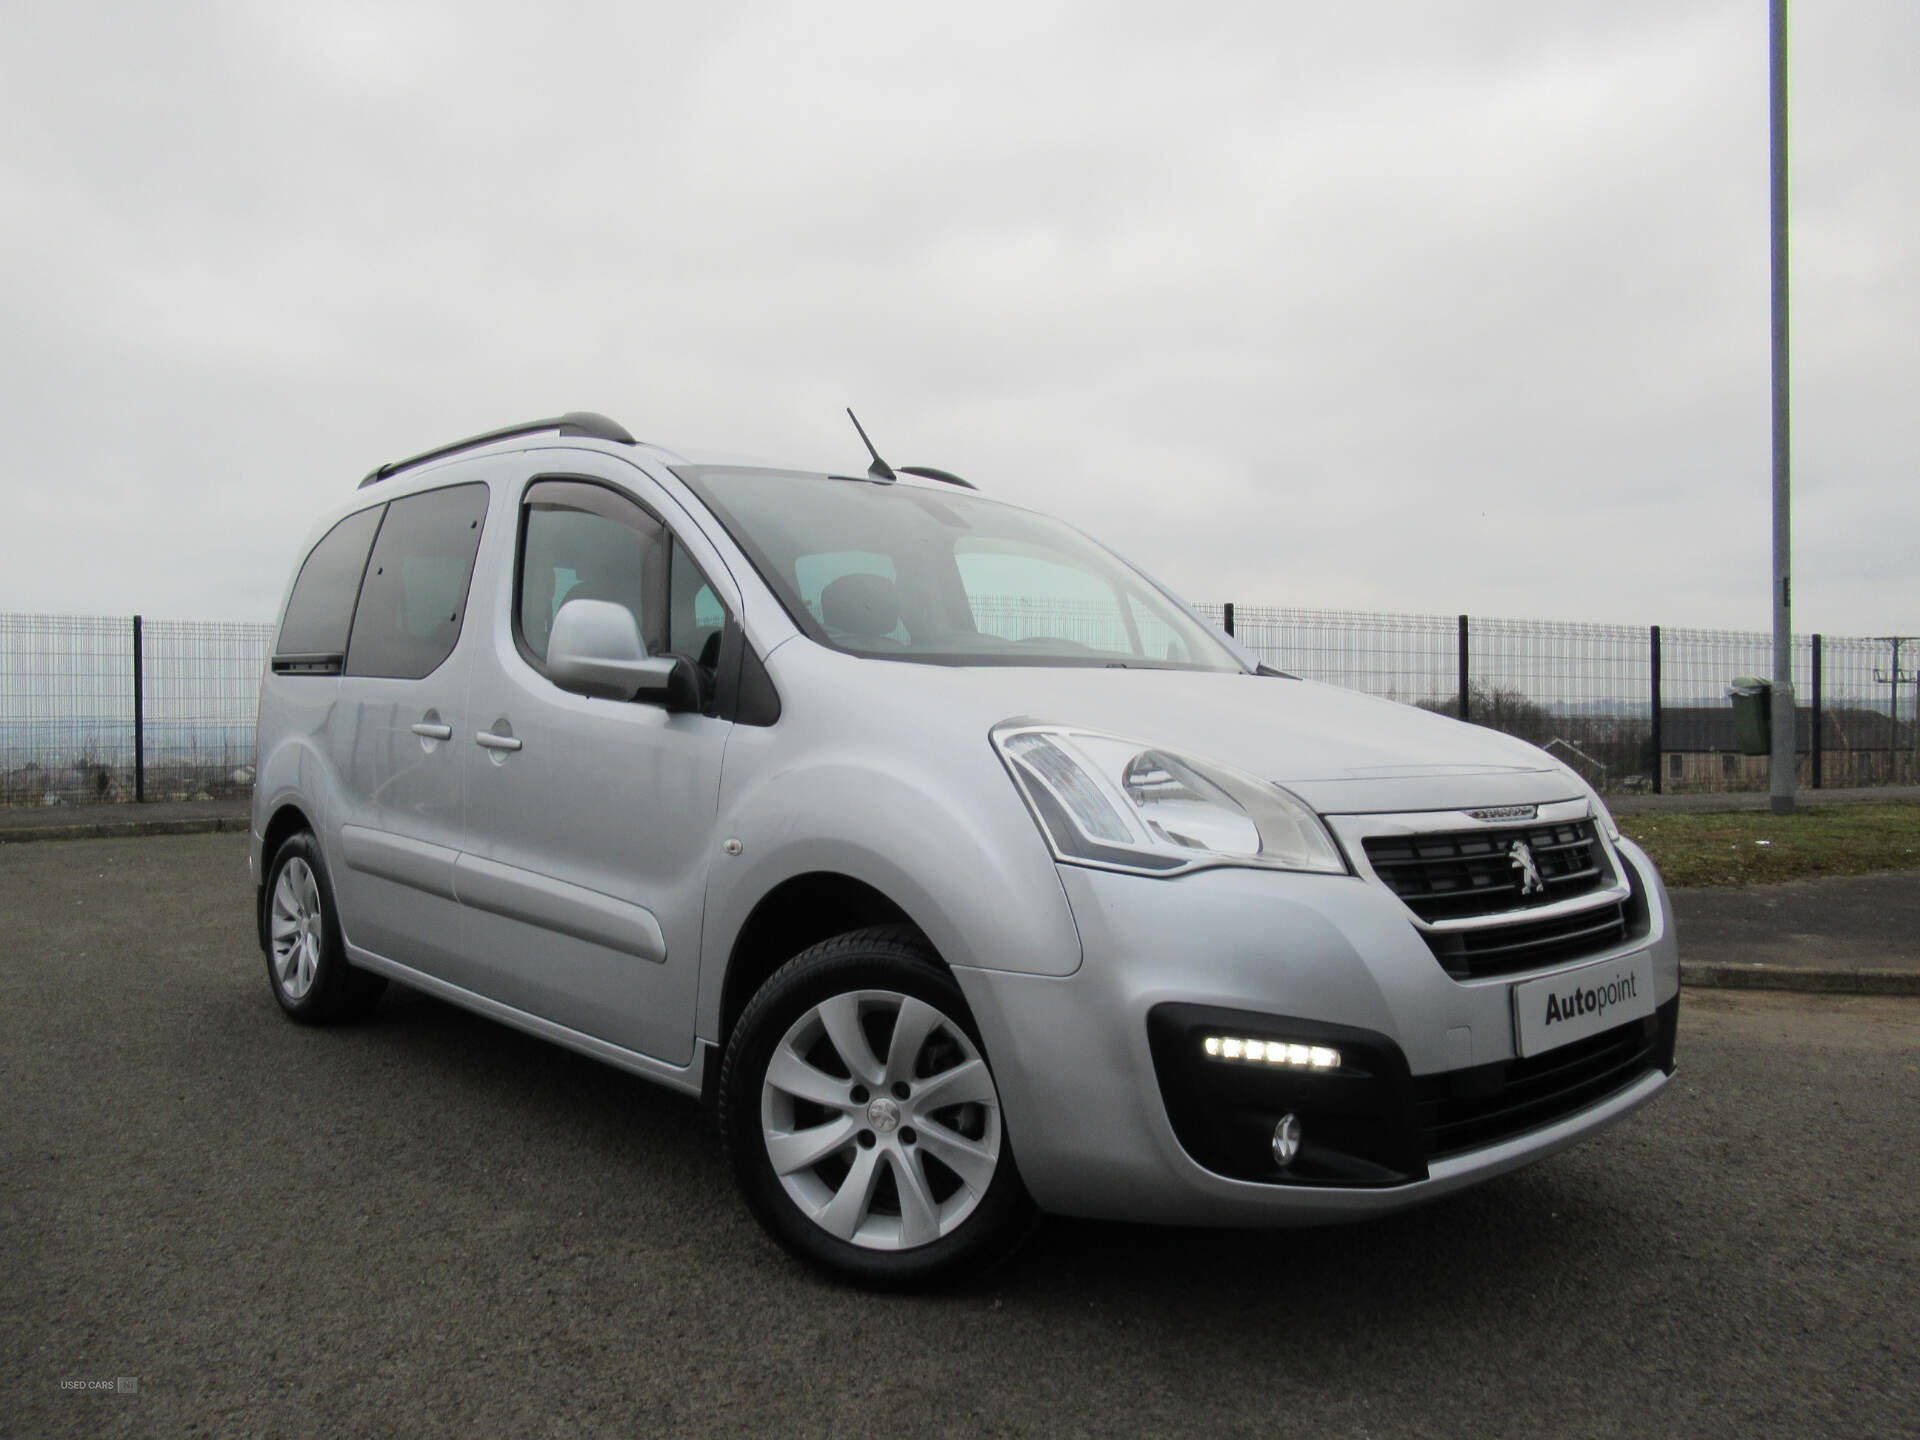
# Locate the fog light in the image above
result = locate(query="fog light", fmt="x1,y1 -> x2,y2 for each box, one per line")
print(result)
1272,1114 -> 1303,1166
1202,1035 -> 1340,1069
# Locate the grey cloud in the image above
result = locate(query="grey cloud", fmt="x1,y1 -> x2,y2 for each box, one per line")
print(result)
0,0 -> 1912,640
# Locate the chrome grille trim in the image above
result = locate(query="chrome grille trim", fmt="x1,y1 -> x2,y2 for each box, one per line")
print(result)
1360,819 -> 1618,923
1324,801 -> 1638,981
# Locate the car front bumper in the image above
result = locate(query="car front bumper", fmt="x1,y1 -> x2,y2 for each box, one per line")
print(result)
952,836 -> 1679,1226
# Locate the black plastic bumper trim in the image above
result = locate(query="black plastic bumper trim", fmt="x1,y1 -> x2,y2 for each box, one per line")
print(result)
1146,994 -> 1679,1188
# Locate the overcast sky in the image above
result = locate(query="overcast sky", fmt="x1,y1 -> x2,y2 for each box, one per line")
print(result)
1,0 -> 1913,639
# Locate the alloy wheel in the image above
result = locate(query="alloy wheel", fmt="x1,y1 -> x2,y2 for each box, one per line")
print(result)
269,856 -> 323,1002
760,988 -> 1003,1251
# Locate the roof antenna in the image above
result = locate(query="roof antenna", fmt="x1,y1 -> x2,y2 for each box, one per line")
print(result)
846,408 -> 896,484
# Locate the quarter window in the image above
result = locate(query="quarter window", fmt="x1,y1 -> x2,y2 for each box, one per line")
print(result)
276,505 -> 383,667
669,537 -> 726,669
344,483 -> 489,679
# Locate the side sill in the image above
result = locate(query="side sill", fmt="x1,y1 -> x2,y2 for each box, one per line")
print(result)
344,942 -> 707,1098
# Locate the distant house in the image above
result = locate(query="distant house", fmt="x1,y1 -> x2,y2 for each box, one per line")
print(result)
1659,706 -> 1915,789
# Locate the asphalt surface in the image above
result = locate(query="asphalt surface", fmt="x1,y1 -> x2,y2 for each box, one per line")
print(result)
4,832 -> 1918,1438
1673,873 -> 1920,992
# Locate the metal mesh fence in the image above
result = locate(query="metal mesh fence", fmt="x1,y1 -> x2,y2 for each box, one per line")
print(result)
1217,605 -> 1459,705
1,613 -> 272,808
1206,604 -> 1919,796
1,606 -> 1913,806
142,620 -> 274,799
1,614 -> 134,805
1658,627 -> 1786,794
1810,633 -> 1919,788
1462,618 -> 1653,794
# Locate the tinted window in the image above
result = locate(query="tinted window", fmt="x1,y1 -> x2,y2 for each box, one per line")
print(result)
517,481 -> 664,664
677,467 -> 1243,670
277,505 -> 384,662
956,541 -> 1133,653
795,550 -> 894,619
345,483 -> 489,679
668,536 -> 726,670
1127,592 -> 1192,664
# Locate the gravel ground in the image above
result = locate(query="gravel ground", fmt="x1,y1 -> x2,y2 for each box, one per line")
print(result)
3,833 -> 1917,1438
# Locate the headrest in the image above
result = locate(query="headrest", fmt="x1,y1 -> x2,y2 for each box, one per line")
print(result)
820,572 -> 899,637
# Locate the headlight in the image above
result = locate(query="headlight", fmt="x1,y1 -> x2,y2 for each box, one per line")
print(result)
991,723 -> 1349,877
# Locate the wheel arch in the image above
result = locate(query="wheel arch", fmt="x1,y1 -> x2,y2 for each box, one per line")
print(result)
256,801 -> 318,954
713,870 -> 931,1069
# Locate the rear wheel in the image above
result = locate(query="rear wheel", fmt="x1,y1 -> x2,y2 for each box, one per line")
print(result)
263,832 -> 386,1024
719,927 -> 1034,1288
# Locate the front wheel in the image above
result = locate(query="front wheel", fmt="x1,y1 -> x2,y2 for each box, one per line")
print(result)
719,927 -> 1034,1288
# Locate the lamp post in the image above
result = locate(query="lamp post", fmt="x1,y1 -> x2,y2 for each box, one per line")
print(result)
1768,0 -> 1796,815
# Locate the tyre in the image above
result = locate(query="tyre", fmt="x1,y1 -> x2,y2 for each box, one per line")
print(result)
719,926 -> 1035,1288
263,831 -> 387,1024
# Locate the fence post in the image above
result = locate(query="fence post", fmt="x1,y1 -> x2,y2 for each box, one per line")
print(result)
132,614 -> 145,804
1649,625 -> 1662,795
1457,615 -> 1470,722
1811,633 -> 1822,790
1223,602 -> 1235,638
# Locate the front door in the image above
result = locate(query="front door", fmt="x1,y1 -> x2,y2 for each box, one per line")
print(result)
458,456 -> 735,1065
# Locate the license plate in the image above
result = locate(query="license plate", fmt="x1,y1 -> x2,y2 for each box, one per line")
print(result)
1511,952 -> 1656,1058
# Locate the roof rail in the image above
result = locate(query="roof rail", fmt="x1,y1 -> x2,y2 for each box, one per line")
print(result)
357,411 -> 636,489
897,465 -> 977,491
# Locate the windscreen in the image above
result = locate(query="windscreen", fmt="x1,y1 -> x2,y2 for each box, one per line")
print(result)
677,467 -> 1244,671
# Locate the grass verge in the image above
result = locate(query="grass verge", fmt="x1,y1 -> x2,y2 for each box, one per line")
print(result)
1619,804 -> 1920,888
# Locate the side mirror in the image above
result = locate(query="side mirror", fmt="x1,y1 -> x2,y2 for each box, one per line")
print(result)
640,652 -> 706,713
547,598 -> 702,711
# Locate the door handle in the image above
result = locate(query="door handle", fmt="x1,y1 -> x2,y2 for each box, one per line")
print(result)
411,722 -> 454,741
475,731 -> 523,752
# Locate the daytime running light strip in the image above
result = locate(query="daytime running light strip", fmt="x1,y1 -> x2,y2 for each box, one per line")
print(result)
1202,1037 -> 1341,1069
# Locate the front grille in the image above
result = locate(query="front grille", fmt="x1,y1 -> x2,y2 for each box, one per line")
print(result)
1413,1011 -> 1664,1160
1363,819 -> 1609,923
1422,903 -> 1629,980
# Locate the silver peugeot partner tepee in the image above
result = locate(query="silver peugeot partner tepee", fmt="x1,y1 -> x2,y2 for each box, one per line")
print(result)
252,411 -> 1678,1286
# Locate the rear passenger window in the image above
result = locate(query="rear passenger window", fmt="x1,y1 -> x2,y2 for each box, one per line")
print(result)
275,505 -> 384,670
344,483 -> 490,679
